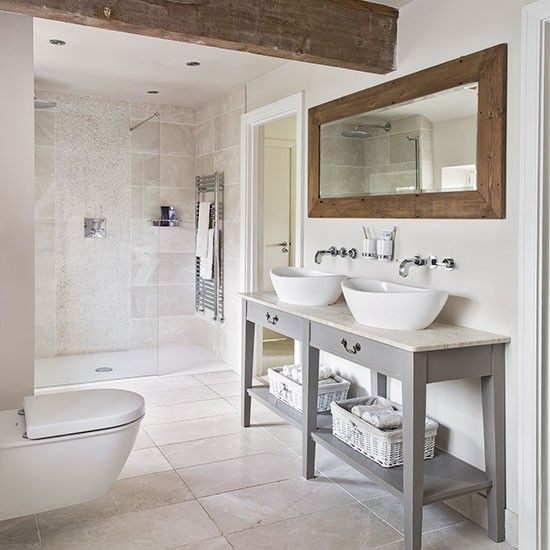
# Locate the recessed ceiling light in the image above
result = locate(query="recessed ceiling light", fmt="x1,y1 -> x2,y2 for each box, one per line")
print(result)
147,90 -> 159,94
49,39 -> 66,46
186,61 -> 200,67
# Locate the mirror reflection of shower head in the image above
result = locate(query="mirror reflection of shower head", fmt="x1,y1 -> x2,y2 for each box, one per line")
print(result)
341,122 -> 392,138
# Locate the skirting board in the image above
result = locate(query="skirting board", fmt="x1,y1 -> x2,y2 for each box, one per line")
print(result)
445,493 -> 518,548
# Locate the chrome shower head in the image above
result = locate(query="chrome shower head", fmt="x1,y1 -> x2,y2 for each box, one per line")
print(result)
341,122 -> 391,139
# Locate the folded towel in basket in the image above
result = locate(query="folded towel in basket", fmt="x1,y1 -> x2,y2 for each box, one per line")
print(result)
351,403 -> 402,430
281,365 -> 333,384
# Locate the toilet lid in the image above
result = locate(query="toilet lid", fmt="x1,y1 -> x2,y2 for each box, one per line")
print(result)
23,389 -> 145,440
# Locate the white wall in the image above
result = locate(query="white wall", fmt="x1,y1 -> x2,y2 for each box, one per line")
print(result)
0,13 -> 35,408
246,0 -> 527,520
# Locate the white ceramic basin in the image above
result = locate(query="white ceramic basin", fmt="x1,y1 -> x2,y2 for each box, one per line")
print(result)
341,279 -> 449,330
270,267 -> 347,306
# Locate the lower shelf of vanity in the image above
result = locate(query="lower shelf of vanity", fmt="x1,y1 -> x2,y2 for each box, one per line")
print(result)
248,386 -> 492,505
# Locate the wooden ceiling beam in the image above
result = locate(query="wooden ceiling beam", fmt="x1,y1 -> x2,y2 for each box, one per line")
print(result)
0,0 -> 398,73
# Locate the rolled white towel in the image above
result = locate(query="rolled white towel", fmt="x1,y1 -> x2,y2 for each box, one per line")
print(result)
280,365 -> 336,386
351,403 -> 392,417
362,409 -> 402,430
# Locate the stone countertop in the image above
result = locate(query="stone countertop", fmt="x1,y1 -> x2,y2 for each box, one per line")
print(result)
240,292 -> 511,353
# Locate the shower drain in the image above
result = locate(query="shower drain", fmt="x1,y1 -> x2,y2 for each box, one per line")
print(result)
95,367 -> 113,373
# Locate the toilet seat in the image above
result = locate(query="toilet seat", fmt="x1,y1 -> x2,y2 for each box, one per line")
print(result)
23,389 -> 145,440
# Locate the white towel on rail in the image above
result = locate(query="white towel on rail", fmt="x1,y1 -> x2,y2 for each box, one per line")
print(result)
196,201 -> 211,258
200,228 -> 215,280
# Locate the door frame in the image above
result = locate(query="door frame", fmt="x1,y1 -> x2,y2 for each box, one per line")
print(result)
240,92 -> 305,373
519,2 -> 550,548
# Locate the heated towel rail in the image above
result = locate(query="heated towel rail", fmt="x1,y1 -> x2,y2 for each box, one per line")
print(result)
195,172 -> 224,321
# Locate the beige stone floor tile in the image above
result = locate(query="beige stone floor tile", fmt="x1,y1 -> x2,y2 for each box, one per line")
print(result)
262,423 -> 303,453
227,502 -> 402,550
38,471 -> 192,533
0,516 -> 39,546
118,446 -> 173,480
145,414 -> 243,446
421,521 -> 516,549
40,500 -> 220,550
141,386 -> 219,406
363,494 -> 467,535
199,475 -> 356,534
225,396 -> 283,425
177,450 -> 301,498
143,398 -> 235,426
172,537 -> 233,549
133,428 -> 155,450
208,382 -> 241,398
314,447 -> 391,502
194,370 -> 239,384
0,532 -> 41,549
160,429 -> 288,469
158,375 -> 210,390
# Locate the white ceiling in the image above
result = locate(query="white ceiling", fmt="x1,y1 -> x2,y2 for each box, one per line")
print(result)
34,19 -> 286,106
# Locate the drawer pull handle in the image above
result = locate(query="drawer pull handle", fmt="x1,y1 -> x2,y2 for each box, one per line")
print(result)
266,313 -> 279,325
341,338 -> 361,354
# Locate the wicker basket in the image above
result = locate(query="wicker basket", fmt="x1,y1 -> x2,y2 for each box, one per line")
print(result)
331,396 -> 438,468
268,367 -> 350,412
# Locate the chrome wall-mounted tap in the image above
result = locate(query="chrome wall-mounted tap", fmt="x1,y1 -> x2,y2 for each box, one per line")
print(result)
314,246 -> 358,264
397,255 -> 456,277
314,246 -> 338,264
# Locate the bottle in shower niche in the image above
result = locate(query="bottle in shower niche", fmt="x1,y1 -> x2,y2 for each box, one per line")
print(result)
168,206 -> 177,227
160,205 -> 170,227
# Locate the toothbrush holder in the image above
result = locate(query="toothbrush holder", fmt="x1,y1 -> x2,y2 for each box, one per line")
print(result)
362,238 -> 378,259
376,239 -> 394,261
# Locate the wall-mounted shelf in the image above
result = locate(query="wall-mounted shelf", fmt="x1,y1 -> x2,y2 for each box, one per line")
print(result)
150,219 -> 182,227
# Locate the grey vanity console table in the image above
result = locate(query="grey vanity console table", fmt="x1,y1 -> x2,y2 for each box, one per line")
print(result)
240,293 -> 510,550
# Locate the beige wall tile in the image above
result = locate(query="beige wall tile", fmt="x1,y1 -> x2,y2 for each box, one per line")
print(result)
196,154 -> 214,176
131,152 -> 159,186
161,123 -> 195,156
160,155 -> 195,188
158,315 -> 196,347
196,120 -> 215,156
159,252 -> 195,285
130,119 -> 159,152
214,108 -> 243,151
35,218 -> 55,254
159,187 -> 195,220
131,318 -> 158,349
159,284 -> 194,316
131,286 -> 159,319
214,147 -> 240,186
35,110 -> 55,146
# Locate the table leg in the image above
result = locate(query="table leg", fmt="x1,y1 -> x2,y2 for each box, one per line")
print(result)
371,370 -> 388,398
402,352 -> 427,550
302,330 -> 320,479
482,344 -> 506,542
241,302 -> 255,428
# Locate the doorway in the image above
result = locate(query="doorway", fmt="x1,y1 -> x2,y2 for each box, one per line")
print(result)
260,117 -> 297,373
240,92 -> 305,377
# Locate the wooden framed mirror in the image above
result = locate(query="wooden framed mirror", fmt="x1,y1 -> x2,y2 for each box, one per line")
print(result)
308,44 -> 507,219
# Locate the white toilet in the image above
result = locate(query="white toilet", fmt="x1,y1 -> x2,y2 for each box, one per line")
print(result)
0,388 -> 145,521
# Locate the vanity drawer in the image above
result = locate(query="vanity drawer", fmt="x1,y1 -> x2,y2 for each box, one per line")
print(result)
310,323 -> 408,378
246,301 -> 303,340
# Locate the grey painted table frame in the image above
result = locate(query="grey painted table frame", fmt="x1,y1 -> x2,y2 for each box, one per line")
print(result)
240,298 -> 506,550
